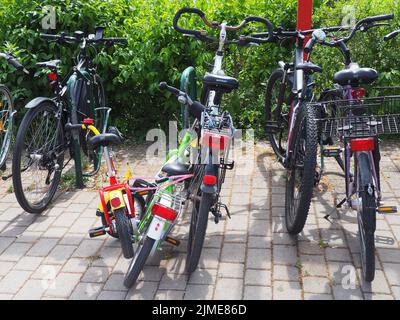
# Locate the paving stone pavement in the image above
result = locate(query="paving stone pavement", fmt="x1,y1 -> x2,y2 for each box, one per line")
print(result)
0,141 -> 400,300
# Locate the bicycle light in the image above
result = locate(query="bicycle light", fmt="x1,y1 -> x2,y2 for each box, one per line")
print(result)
203,175 -> 217,185
48,72 -> 57,81
351,88 -> 367,98
350,137 -> 375,152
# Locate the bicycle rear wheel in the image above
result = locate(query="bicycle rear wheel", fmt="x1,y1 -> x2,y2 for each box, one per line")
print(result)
12,102 -> 64,213
186,163 -> 216,274
265,68 -> 293,160
356,151 -> 377,282
285,103 -> 318,234
0,85 -> 13,170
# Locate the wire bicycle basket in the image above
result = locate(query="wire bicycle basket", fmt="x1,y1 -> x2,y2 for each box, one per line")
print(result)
314,95 -> 400,139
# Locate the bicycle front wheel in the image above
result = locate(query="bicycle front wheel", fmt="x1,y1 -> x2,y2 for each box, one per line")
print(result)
0,85 -> 13,170
356,151 -> 377,282
285,103 -> 318,234
12,102 -> 64,213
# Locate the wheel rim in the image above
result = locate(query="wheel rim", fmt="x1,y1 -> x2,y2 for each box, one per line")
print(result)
18,107 -> 63,206
268,78 -> 291,157
287,122 -> 307,223
0,89 -> 12,166
187,164 -> 205,258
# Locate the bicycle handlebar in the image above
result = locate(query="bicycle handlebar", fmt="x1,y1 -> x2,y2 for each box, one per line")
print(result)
303,14 -> 394,54
173,7 -> 274,45
159,81 -> 205,120
0,52 -> 29,74
40,32 -> 127,45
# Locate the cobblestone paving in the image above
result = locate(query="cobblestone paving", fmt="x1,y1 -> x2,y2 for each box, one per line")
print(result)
0,141 -> 399,300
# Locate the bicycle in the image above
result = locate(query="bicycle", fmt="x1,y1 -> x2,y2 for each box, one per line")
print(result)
172,8 -> 275,273
0,51 -> 28,171
300,14 -> 395,282
63,119 -> 145,259
12,27 -> 126,214
264,14 -> 393,236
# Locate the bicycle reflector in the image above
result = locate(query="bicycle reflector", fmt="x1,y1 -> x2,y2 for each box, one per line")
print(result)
202,131 -> 230,151
203,175 -> 217,186
152,203 -> 177,221
110,196 -> 121,208
351,88 -> 366,99
48,72 -> 57,81
350,137 -> 375,152
83,118 -> 94,125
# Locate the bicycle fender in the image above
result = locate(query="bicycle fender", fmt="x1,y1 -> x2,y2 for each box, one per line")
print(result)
25,97 -> 56,109
357,152 -> 373,187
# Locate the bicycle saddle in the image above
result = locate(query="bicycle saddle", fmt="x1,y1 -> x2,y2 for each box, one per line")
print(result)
333,67 -> 378,86
88,133 -> 123,149
160,160 -> 190,177
36,59 -> 61,69
297,62 -> 323,74
202,73 -> 239,92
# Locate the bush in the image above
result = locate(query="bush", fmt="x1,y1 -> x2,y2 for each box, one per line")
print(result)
0,0 -> 399,139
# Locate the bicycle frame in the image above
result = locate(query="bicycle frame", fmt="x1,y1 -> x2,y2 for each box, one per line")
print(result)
282,37 -> 310,165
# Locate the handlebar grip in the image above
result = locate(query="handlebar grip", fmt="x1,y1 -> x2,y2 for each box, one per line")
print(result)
65,123 -> 84,131
304,38 -> 315,54
362,13 -> 394,24
40,33 -> 59,40
103,37 -> 128,43
159,82 -> 180,95
7,57 -> 23,70
173,7 -> 205,36
384,30 -> 400,41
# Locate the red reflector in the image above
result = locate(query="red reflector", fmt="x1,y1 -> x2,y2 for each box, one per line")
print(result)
83,118 -> 94,125
48,72 -> 57,81
350,138 -> 375,152
110,197 -> 121,207
152,203 -> 177,221
203,175 -> 217,185
202,132 -> 230,150
351,88 -> 366,98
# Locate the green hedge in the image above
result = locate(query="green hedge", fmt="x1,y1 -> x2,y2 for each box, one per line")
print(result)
1,0 -> 399,138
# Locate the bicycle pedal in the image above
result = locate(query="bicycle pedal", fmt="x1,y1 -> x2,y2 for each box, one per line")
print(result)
165,236 -> 181,246
88,226 -> 107,238
95,209 -> 103,217
377,206 -> 397,214
220,159 -> 234,170
322,146 -> 342,157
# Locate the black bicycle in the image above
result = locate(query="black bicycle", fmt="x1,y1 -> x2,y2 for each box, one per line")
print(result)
12,28 -> 126,213
0,51 -> 28,171
163,7 -> 274,274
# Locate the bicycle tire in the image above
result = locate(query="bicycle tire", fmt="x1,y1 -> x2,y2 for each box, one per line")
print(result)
356,151 -> 376,282
114,208 -> 134,259
265,68 -> 293,160
285,103 -> 318,234
0,85 -> 13,170
123,236 -> 155,288
12,102 -> 64,214
186,163 -> 215,274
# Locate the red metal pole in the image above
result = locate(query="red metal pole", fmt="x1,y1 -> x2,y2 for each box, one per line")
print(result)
297,0 -> 313,59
